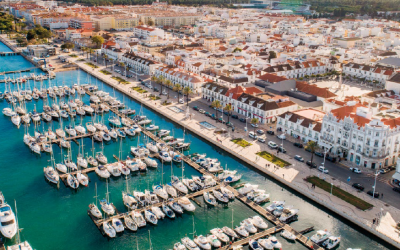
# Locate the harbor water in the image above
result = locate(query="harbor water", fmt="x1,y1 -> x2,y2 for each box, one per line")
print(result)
0,43 -> 394,250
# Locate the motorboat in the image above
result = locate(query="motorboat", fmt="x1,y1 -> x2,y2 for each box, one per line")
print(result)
182,178 -> 199,192
310,230 -> 331,244
100,131 -> 111,141
234,225 -> 249,237
240,219 -> 257,234
124,215 -> 138,231
100,199 -> 115,216
122,192 -> 138,210
77,156 -> 88,169
158,129 -> 170,137
146,142 -> 158,153
178,197 -> 196,212
144,157 -> 158,168
138,119 -> 151,125
95,165 -> 110,178
192,176 -> 205,189
222,226 -> 238,239
96,152 -> 108,164
125,158 -> 143,172
203,192 -> 216,206
0,203 -> 17,239
131,211 -> 146,227
171,176 -> 188,194
76,172 -> 89,186
322,236 -> 341,249
194,235 -> 211,250
108,129 -> 118,139
144,210 -> 158,225
172,153 -> 183,163
173,243 -> 186,250
2,108 -> 15,117
133,191 -> 147,206
93,132 -> 102,142
218,170 -> 242,183
152,185 -> 169,200
67,174 -> 79,189
59,110 -> 69,119
266,201 -> 285,212
94,122 -> 108,131
210,228 -> 229,243
130,146 -> 149,158
124,126 -> 136,136
43,166 -> 59,184
121,117 -> 132,127
273,204 -> 288,217
162,203 -> 175,219
29,142 -> 41,155
207,163 -> 223,173
146,124 -> 159,131
131,124 -> 141,133
118,162 -> 130,176
75,125 -> 86,134
156,142 -> 168,151
108,116 -> 121,127
249,239 -> 263,250
111,218 -> 124,233
159,151 -> 172,162
166,183 -> 178,198
144,190 -> 159,205
56,162 -> 67,174
102,222 -> 116,238
168,201 -> 183,214
269,236 -> 282,249
250,216 -> 268,229
279,208 -> 299,222
212,189 -> 229,203
258,238 -> 273,250
151,206 -> 165,219
254,193 -> 270,204
64,159 -> 77,171
89,204 -> 102,219
280,230 -> 296,241
220,187 -> 235,200
203,175 -> 217,188
206,234 -> 221,248
42,113 -> 52,122
106,163 -> 122,177
181,237 -> 200,250
65,125 -> 77,137
238,184 -> 258,195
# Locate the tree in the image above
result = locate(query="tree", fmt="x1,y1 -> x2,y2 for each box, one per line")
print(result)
26,29 -> 36,41
250,118 -> 259,133
223,103 -> 233,123
156,75 -> 164,96
211,100 -> 222,123
91,35 -> 104,49
269,51 -> 277,60
182,86 -> 192,106
61,42 -> 74,52
165,79 -> 173,99
147,19 -> 154,26
173,84 -> 183,102
306,141 -> 319,167
233,47 -> 242,53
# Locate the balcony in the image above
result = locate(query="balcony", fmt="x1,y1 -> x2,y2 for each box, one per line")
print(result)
395,141 -> 399,144
343,127 -> 351,131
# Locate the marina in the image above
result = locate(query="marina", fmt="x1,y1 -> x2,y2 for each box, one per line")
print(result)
0,40 -> 393,250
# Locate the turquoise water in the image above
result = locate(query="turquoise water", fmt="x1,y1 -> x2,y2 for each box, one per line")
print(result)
0,46 -> 394,250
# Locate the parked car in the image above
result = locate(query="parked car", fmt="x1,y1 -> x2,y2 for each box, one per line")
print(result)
226,122 -> 234,127
306,161 -> 317,168
278,146 -> 286,153
193,106 -> 199,111
305,147 -> 312,152
258,137 -> 265,143
326,155 -> 336,163
367,190 -> 379,198
277,134 -> 286,140
266,130 -> 274,135
352,183 -> 365,191
115,69 -> 121,73
379,168 -> 391,174
161,91 -> 167,95
268,141 -> 278,149
249,132 -> 258,139
223,111 -> 231,116
315,152 -> 324,157
231,115 -> 239,119
204,112 -> 211,117
293,142 -> 303,148
350,167 -> 362,174
251,123 -> 259,128
178,99 -> 184,104
239,118 -> 246,123
256,129 -> 264,135
393,187 -> 400,193
318,166 -> 329,174
154,87 -> 159,92
217,118 -> 225,123
294,155 -> 304,162
211,114 -> 217,120
198,109 -> 205,114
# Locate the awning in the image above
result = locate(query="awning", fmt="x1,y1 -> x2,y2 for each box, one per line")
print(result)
392,172 -> 400,181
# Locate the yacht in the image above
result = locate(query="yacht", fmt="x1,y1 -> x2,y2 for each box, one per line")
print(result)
29,142 -> 41,155
2,108 -> 15,117
171,176 -> 188,194
125,158 -> 143,172
77,155 -> 88,169
100,131 -> 111,141
100,199 -> 115,216
144,157 -> 158,168
258,238 -> 273,250
192,176 -> 205,189
210,228 -> 229,243
133,191 -> 147,206
222,226 -> 238,239
43,166 -> 59,184
249,239 -> 263,250
106,163 -> 122,177
168,201 -> 183,214
220,187 -> 235,200
152,185 -> 169,200
145,190 -> 159,205
158,129 -> 170,137
212,189 -> 229,203
124,127 -> 136,136
67,174 -> 79,189
266,201 -> 285,212
311,230 -> 331,244
144,210 -> 158,225
159,151 -> 172,162
182,178 -> 199,192
181,237 -> 200,250
124,215 -> 137,231
130,146 -> 149,158
122,192 -> 138,210
146,142 -> 158,153
96,152 -> 108,164
0,203 -> 17,239
250,216 -> 268,229
86,122 -> 96,133
102,222 -> 116,238
11,114 -> 21,127
146,124 -> 159,131
64,158 -> 77,171
238,184 -> 258,195
6,241 -> 33,250
178,197 -> 196,212
203,192 -> 216,206
241,219 -> 257,234
111,218 -> 124,233
151,206 -> 165,219
173,243 -> 186,250
118,163 -> 130,176
280,229 -> 296,241
203,175 -> 217,188
166,183 -> 178,198
95,165 -> 110,179
269,236 -> 282,249
76,172 -> 89,186
108,116 -> 121,127
322,236 -> 341,249
56,162 -> 67,174
131,211 -> 146,227
162,204 -> 175,219
206,234 -> 221,248
234,225 -> 249,237
87,156 -> 98,167
279,208 -> 299,223
65,125 -> 77,137
89,204 -> 102,219
254,193 -> 270,204
108,129 -> 118,139
75,125 -> 86,134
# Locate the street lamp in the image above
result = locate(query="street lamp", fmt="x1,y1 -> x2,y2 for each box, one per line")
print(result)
372,170 -> 380,198
330,182 -> 333,196
245,117 -> 250,135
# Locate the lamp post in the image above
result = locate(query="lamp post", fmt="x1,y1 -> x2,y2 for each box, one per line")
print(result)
330,182 -> 333,196
373,170 -> 380,198
245,117 -> 250,135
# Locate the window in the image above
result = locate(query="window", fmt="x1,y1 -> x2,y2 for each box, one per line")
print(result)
376,132 -> 379,136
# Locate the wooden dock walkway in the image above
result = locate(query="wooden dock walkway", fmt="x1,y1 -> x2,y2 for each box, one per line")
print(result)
0,66 -> 38,76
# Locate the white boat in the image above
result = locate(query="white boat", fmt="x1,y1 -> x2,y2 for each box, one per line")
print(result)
7,241 -> 33,250
151,206 -> 165,219
181,237 -> 200,250
206,234 -> 221,248
64,159 -> 77,171
144,157 -> 158,168
100,199 -> 115,216
220,186 -> 235,199
144,210 -> 158,225
159,151 -> 172,162
210,228 -> 229,243
166,183 -> 178,198
172,176 -> 188,194
76,172 -> 89,186
234,225 -> 249,237
145,190 -> 159,205
311,230 -> 331,244
11,114 -> 21,127
158,129 -> 170,137
100,131 -> 111,141
281,229 -> 296,241
2,108 -> 15,116
102,222 -> 116,238
96,152 -> 108,164
67,174 -> 79,189
108,116 -> 121,127
118,162 -> 130,176
86,123 -> 96,133
249,239 -> 263,250
89,204 -> 102,219
29,142 -> 41,154
44,130 -> 56,140
124,215 -> 138,231
182,178 -> 199,192
203,175 -> 217,188
56,163 -> 67,174
108,129 -> 118,139
208,163 -> 223,173
269,236 -> 282,249
56,128 -> 66,138
322,236 -> 341,249
124,127 -> 136,136
95,165 -> 110,178
266,201 -> 285,212
178,197 -> 196,212
130,146 -> 149,158
77,156 -> 88,169
250,216 -> 268,229
125,158 -> 144,172
192,176 -> 205,189
134,191 -> 147,206
169,201 -> 183,214
258,238 -> 273,250
132,124 -> 141,133
254,193 -> 270,204
65,125 -> 76,137
194,235 -> 211,250
162,203 -> 175,219
146,124 -> 159,131
75,125 -> 86,134
203,192 -> 216,206
106,163 -> 122,177
156,142 -> 168,151
153,185 -> 169,200
43,166 -> 59,184
279,208 -> 299,222
146,142 -> 158,153
240,219 -> 257,234
222,226 -> 238,239
138,119 -> 151,125
212,189 -> 229,203
0,203 -> 17,239
131,211 -> 146,227
238,184 -> 258,195
173,243 -> 186,250
123,192 -> 138,210
111,218 -> 124,233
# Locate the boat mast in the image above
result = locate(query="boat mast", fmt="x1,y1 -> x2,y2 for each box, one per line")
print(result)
232,208 -> 234,229
148,230 -> 153,250
106,178 -> 110,203
14,200 -> 21,245
94,183 -> 98,207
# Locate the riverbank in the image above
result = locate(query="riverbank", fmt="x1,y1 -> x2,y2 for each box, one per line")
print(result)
71,59 -> 400,248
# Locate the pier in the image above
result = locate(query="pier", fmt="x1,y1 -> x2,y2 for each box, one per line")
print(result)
0,66 -> 38,76
0,51 -> 20,56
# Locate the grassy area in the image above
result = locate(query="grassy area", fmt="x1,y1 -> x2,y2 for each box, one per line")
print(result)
100,70 -> 111,75
112,76 -> 129,84
132,86 -> 148,94
149,94 -> 161,100
69,54 -> 78,58
161,100 -> 172,106
256,151 -> 291,167
85,62 -> 98,68
232,138 -> 252,148
306,176 -> 373,211
77,59 -> 85,62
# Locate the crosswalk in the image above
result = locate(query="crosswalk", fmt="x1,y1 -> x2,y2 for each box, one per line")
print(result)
363,173 -> 390,184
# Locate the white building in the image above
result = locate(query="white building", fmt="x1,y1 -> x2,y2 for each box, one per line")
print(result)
133,26 -> 165,40
343,63 -> 395,84
154,66 -> 205,93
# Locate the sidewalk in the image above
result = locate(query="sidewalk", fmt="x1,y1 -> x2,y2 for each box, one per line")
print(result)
74,55 -> 400,248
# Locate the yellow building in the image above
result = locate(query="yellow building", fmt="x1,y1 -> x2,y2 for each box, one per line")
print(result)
115,16 -> 139,30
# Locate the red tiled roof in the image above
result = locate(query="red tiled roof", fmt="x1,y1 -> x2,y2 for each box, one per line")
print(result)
258,73 -> 287,83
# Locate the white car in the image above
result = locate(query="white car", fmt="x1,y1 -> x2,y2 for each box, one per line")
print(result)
251,123 -> 259,128
199,109 -> 205,114
249,132 -> 258,139
257,137 -> 265,143
178,99 -> 184,104
318,166 -> 329,174
115,69 -> 121,73
268,141 -> 278,149
277,134 -> 286,140
350,167 -> 362,174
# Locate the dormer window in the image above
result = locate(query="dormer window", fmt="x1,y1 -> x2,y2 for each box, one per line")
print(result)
241,97 -> 248,102
249,101 -> 255,106
257,103 -> 263,109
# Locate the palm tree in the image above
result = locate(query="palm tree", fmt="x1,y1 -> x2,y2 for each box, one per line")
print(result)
306,141 -> 319,167
223,103 -> 233,123
89,48 -> 94,60
211,100 -> 222,123
183,86 -> 192,106
250,118 -> 259,133
173,84 -> 183,102
156,76 -> 164,96
103,54 -> 108,68
165,79 -> 173,99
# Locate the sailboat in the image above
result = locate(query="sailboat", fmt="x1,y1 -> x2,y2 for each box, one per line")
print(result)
89,183 -> 102,219
43,151 -> 60,184
100,179 -> 115,216
87,137 -> 98,167
55,147 -> 68,174
122,176 -> 138,210
152,162 -> 169,200
77,138 -> 88,168
6,201 -> 33,250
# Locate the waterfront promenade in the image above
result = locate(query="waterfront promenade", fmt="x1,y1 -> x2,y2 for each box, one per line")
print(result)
72,57 -> 400,248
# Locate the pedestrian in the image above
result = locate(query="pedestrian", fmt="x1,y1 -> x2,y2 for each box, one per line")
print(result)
373,218 -> 376,224
381,193 -> 383,198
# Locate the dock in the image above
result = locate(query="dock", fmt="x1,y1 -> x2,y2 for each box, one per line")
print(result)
0,66 -> 38,76
0,51 -> 20,56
